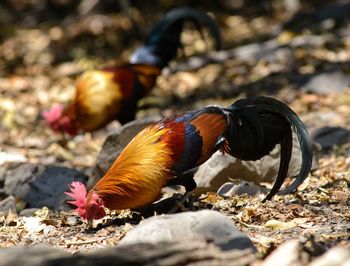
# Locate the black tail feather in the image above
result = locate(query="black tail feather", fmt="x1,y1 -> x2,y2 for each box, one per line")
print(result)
131,7 -> 221,68
262,127 -> 293,202
223,96 -> 313,200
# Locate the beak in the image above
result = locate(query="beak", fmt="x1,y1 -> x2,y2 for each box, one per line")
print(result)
87,218 -> 94,228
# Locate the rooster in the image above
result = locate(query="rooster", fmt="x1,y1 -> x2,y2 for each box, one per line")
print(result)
66,96 -> 313,224
43,8 -> 221,135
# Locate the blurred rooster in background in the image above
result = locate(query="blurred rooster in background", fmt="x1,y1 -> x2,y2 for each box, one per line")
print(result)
43,7 -> 221,135
66,96 -> 313,224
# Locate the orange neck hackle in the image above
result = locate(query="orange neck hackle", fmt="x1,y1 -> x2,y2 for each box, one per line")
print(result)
66,122 -> 185,220
92,123 -> 176,210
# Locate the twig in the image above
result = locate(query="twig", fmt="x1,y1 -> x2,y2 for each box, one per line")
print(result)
317,187 -> 330,194
66,238 -> 106,246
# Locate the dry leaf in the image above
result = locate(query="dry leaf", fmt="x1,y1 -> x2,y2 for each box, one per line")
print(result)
276,30 -> 297,44
23,217 -> 47,234
34,207 -> 50,219
201,193 -> 222,204
239,207 -> 258,223
6,209 -> 17,226
265,218 -> 309,230
0,151 -> 27,165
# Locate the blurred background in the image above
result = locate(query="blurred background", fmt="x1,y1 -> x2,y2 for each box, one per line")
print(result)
1,0 -> 350,171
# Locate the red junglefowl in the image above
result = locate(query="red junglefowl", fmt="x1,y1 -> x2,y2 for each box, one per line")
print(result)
66,96 -> 313,224
43,8 -> 221,135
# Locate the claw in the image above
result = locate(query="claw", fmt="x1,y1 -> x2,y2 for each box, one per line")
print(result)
168,191 -> 193,214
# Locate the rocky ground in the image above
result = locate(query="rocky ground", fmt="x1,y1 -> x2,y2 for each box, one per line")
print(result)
0,1 -> 350,265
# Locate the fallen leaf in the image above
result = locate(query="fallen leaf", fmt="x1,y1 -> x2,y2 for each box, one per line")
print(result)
23,217 -> 47,234
0,151 -> 27,165
239,207 -> 259,223
265,218 -> 309,230
276,30 -> 297,44
6,209 -> 17,226
34,207 -> 50,219
2,111 -> 15,129
200,193 -> 222,204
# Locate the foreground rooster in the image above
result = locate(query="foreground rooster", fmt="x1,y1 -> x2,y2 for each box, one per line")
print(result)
43,8 -> 221,135
66,96 -> 313,224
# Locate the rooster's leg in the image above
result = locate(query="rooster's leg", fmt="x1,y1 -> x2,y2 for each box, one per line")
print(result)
168,172 -> 197,213
168,191 -> 193,213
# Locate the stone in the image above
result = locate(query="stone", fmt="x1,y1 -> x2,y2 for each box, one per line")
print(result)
261,240 -> 309,266
119,210 -> 255,252
302,71 -> 350,94
0,244 -> 67,266
19,208 -> 40,217
306,111 -> 345,127
217,181 -> 269,198
89,116 -> 160,189
0,195 -> 16,214
3,164 -> 87,210
311,126 -> 350,150
309,246 -> 350,266
3,164 -> 44,197
0,241 -> 256,266
193,135 -> 302,194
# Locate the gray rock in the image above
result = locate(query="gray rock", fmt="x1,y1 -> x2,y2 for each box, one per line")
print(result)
3,164 -> 87,210
89,116 -> 161,189
194,135 -> 303,194
233,39 -> 280,61
19,208 -> 40,217
119,210 -> 255,252
0,241 -> 256,266
302,71 -> 350,94
0,244 -> 67,266
311,126 -> 350,150
4,164 -> 44,197
309,246 -> 350,266
305,111 -> 345,129
261,240 -> 308,266
0,195 -> 16,214
217,181 -> 269,197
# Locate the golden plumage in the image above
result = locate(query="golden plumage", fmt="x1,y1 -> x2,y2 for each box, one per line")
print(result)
63,65 -> 161,132
92,123 -> 174,209
70,70 -> 123,131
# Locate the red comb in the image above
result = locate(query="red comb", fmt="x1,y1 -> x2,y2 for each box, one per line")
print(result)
65,181 -> 87,211
42,104 -> 64,123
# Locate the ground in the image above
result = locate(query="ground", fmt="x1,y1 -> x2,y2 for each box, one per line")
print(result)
0,0 -> 349,263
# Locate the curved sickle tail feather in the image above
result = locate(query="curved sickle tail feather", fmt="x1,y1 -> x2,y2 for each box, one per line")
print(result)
254,97 -> 313,196
262,127 -> 292,202
131,7 -> 221,68
223,96 -> 313,200
159,7 -> 222,50
277,114 -> 313,196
